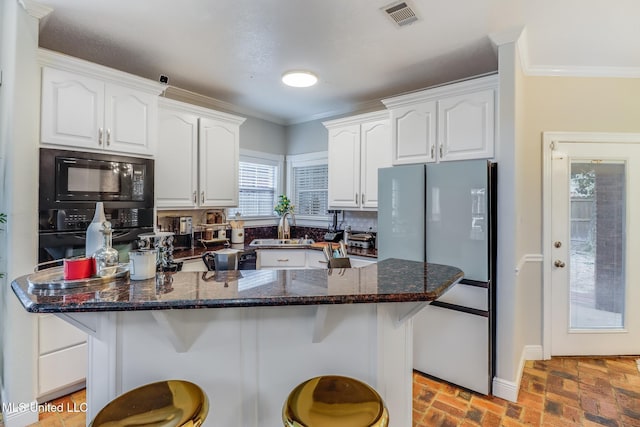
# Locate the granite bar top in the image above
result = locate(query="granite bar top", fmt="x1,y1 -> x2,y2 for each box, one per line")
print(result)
11,259 -> 462,313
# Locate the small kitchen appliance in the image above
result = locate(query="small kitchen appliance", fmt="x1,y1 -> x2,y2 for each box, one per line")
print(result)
348,233 -> 374,249
323,210 -> 344,242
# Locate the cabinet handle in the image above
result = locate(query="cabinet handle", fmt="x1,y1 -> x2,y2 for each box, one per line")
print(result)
318,260 -> 328,264
277,259 -> 290,262
430,145 -> 434,159
439,144 -> 443,158
192,191 -> 197,204
355,193 -> 358,203
106,129 -> 111,146
201,191 -> 204,204
361,193 -> 365,204
98,128 -> 103,146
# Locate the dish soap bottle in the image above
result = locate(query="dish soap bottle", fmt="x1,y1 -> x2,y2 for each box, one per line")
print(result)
93,221 -> 119,277
85,202 -> 106,257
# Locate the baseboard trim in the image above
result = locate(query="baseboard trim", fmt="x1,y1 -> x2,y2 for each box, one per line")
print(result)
0,402 -> 39,427
492,345 -> 543,402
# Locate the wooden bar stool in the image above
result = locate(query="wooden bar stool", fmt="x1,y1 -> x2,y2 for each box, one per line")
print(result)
90,380 -> 209,427
283,375 -> 389,427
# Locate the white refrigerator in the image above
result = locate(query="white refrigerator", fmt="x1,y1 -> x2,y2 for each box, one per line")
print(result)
378,160 -> 497,394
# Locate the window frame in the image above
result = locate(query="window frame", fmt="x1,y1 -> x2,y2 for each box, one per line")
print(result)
228,149 -> 284,224
286,151 -> 329,226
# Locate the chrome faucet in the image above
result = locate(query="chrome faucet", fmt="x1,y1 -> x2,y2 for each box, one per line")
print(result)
278,211 -> 295,239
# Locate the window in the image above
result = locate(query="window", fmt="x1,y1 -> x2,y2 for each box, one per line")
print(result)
229,150 -> 283,218
287,152 -> 328,218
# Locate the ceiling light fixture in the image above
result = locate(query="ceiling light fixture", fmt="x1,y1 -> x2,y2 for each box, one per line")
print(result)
282,70 -> 318,88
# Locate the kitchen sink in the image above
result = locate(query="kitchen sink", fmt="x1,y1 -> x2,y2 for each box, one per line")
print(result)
249,238 -> 315,247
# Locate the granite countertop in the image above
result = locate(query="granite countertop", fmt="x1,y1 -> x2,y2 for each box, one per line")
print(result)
11,259 -> 462,313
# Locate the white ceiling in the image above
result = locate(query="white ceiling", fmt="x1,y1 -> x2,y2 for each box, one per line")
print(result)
36,0 -> 640,125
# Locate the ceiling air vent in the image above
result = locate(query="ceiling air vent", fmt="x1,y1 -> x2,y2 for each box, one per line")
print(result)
382,1 -> 419,27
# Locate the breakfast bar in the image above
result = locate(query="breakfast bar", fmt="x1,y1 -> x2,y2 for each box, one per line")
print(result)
12,259 -> 462,427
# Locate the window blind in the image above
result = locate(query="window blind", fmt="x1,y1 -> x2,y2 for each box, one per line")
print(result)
236,161 -> 278,216
293,164 -> 328,216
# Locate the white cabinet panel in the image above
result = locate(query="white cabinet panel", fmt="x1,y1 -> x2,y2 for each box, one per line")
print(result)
383,75 -> 497,165
41,65 -> 159,156
325,111 -> 391,210
390,102 -> 437,165
200,117 -> 240,207
38,343 -> 87,396
41,67 -> 104,149
104,85 -> 158,155
156,99 -> 244,209
257,249 -> 306,269
156,108 -> 199,207
39,314 -> 87,355
327,125 -> 360,208
360,119 -> 391,208
306,250 -> 330,269
438,89 -> 494,161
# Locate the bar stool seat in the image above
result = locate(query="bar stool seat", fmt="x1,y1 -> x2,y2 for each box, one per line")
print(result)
90,380 -> 208,427
283,375 -> 389,427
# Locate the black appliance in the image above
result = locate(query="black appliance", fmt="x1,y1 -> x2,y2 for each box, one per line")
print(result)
324,210 -> 344,242
38,148 -> 154,264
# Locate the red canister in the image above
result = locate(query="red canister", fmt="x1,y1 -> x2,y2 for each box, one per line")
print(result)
63,257 -> 95,280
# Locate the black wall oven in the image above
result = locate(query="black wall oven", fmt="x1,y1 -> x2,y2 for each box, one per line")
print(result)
39,148 -> 155,264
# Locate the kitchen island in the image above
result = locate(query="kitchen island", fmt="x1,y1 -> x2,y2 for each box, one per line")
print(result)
12,259 -> 462,427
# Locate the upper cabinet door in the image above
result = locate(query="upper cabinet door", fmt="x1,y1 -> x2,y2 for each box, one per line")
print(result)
41,67 -> 105,149
199,117 -> 240,207
328,125 -> 361,209
156,108 -> 199,208
390,101 -> 437,165
104,85 -> 157,156
360,119 -> 391,209
437,89 -> 494,161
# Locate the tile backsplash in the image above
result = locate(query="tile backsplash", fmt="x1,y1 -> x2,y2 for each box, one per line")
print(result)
342,210 -> 377,233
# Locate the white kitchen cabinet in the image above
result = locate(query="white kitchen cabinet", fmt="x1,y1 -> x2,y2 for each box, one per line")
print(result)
256,249 -> 307,269
258,249 -> 376,270
156,106 -> 199,207
306,249 -> 330,269
39,50 -> 163,156
388,101 -> 437,164
382,74 -> 498,165
437,89 -> 494,161
38,314 -> 87,400
156,98 -> 245,209
324,111 -> 391,210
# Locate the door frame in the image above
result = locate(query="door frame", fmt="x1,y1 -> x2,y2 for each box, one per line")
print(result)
542,131 -> 640,359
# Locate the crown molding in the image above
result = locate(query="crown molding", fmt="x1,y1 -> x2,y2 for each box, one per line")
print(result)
498,26 -> 640,78
163,86 -> 286,125
524,64 -> 640,78
18,0 -> 53,19
38,48 -> 164,94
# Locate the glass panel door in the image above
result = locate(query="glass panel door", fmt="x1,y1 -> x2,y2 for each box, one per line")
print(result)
570,162 -> 625,329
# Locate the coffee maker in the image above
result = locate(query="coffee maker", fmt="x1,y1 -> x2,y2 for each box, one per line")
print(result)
166,216 -> 193,249
323,210 -> 344,242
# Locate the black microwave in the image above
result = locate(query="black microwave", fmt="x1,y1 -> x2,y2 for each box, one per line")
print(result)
39,148 -> 154,210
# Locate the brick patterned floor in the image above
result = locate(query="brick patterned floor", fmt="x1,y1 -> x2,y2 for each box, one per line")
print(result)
1,357 -> 638,426
414,356 -> 640,427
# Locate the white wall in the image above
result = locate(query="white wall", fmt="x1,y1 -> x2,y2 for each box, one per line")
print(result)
285,119 -> 327,154
0,1 -> 45,425
240,116 -> 287,155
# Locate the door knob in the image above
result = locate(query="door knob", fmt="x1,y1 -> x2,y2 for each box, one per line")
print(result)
554,260 -> 566,268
